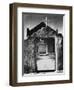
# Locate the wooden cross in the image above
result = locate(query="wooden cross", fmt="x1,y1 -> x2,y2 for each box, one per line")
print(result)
45,17 -> 48,26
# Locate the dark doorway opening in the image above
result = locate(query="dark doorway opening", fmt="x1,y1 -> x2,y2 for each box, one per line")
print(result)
35,37 -> 56,73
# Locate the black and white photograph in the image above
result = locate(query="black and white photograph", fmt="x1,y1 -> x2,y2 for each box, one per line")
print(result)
22,13 -> 63,75
10,3 -> 72,86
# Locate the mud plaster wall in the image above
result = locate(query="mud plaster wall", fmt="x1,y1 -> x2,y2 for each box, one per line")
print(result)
24,27 -> 63,73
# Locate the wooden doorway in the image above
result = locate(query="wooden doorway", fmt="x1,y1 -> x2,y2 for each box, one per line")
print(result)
35,37 -> 56,73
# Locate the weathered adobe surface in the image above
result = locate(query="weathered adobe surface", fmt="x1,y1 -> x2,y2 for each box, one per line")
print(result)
24,25 -> 63,74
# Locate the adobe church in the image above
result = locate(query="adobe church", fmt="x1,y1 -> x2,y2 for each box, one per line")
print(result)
23,18 -> 63,74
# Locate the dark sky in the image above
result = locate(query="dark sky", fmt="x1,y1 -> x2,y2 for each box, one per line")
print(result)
22,13 -> 64,36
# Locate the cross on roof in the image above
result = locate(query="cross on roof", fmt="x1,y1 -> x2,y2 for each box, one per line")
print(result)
42,17 -> 48,26
45,17 -> 48,26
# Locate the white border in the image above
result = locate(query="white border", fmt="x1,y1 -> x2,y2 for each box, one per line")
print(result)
17,7 -> 70,82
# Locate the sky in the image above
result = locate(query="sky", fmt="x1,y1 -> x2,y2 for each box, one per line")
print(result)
22,13 -> 64,39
